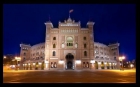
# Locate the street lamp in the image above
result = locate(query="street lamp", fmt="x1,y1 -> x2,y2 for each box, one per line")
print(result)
4,56 -> 6,59
130,64 -> 134,68
3,56 -> 7,66
119,56 -> 125,70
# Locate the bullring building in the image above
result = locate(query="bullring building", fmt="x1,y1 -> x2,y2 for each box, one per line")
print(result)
19,16 -> 120,70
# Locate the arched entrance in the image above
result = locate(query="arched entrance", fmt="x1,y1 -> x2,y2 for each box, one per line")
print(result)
66,53 -> 74,69
95,61 -> 98,69
101,61 -> 104,69
107,62 -> 109,69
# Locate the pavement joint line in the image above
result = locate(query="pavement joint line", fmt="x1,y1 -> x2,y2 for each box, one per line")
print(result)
3,70 -> 135,83
4,82 -> 136,83
7,74 -> 46,82
117,79 -> 129,82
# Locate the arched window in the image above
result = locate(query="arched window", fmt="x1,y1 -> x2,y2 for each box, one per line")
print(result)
86,62 -> 89,68
53,51 -> 56,56
23,53 -> 26,56
96,56 -> 99,59
66,37 -> 73,47
54,62 -> 57,68
114,57 -> 116,60
84,44 -> 86,48
51,62 -> 53,68
114,52 -> 116,55
95,50 -> 99,54
84,51 -> 87,56
53,37 -> 56,40
95,46 -> 98,49
83,37 -> 86,40
101,57 -> 104,59
53,44 -> 56,48
71,43 -> 73,46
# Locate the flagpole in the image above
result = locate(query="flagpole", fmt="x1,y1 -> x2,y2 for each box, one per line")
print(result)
69,13 -> 70,18
69,9 -> 73,18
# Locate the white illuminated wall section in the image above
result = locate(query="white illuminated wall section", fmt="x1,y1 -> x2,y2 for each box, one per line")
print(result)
90,60 -> 95,63
76,60 -> 81,64
59,60 -> 64,64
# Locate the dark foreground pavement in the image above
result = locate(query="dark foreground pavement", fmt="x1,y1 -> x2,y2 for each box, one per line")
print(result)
3,69 -> 136,83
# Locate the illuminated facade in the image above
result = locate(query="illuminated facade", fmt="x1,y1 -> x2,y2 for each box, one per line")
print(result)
20,16 -> 120,70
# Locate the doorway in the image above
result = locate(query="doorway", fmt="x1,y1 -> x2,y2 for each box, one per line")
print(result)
66,53 -> 74,69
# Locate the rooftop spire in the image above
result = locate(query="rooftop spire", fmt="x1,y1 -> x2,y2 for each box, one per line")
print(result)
69,13 -> 70,18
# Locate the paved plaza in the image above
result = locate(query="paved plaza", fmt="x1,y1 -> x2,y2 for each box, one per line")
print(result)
3,69 -> 136,83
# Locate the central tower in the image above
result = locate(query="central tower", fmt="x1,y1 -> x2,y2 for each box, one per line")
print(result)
44,16 -> 95,70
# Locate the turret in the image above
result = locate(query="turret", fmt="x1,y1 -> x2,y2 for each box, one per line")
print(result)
87,21 -> 95,41
87,21 -> 95,32
20,44 -> 31,62
44,21 -> 53,34
19,43 -> 31,70
108,43 -> 120,69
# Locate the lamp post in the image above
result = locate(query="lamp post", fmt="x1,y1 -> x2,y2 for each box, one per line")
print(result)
130,64 -> 134,69
15,57 -> 21,70
3,56 -> 6,66
119,56 -> 125,70
4,56 -> 6,59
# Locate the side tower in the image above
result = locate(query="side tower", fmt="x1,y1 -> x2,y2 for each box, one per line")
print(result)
19,44 -> 31,69
87,21 -> 95,69
108,43 -> 120,69
44,21 -> 53,70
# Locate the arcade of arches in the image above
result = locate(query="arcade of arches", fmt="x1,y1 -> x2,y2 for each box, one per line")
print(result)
93,61 -> 117,69
23,61 -> 45,70
22,61 -> 117,70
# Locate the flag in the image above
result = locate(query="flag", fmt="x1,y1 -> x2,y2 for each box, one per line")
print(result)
69,9 -> 73,13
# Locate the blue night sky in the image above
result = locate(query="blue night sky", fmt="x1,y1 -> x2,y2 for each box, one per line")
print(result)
3,4 -> 136,61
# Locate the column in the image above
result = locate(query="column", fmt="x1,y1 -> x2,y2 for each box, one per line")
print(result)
44,60 -> 49,70
65,62 -> 67,70
24,63 -> 27,70
75,61 -> 76,70
98,61 -> 101,69
114,63 -> 117,69
33,63 -> 35,70
109,63 -> 111,69
47,63 -> 49,69
104,62 -> 107,69
63,62 -> 65,70
91,60 -> 95,69
28,63 -> 30,70
22,64 -> 24,70
117,62 -> 120,69
113,63 -> 115,69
